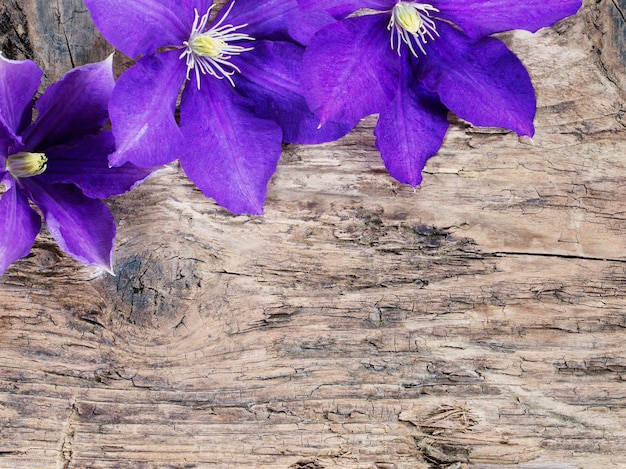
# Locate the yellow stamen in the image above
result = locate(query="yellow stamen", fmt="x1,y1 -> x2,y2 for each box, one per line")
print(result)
388,2 -> 440,57
189,35 -> 228,59
6,152 -> 48,178
394,3 -> 425,34
180,3 -> 255,89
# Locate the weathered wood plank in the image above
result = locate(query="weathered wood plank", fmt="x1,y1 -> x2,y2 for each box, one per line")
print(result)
1,0 -> 110,83
1,0 -> 625,468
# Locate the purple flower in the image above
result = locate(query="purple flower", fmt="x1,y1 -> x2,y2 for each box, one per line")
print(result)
0,56 -> 154,275
84,0 -> 350,215
299,0 -> 582,186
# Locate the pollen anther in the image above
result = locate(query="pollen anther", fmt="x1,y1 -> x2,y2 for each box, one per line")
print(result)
6,152 -> 47,178
180,2 -> 254,89
388,2 -> 440,57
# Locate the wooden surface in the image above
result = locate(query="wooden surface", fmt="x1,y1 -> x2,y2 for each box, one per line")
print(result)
1,0 -> 625,467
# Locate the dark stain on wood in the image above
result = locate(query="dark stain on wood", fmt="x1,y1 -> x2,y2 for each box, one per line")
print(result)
0,1 -> 34,59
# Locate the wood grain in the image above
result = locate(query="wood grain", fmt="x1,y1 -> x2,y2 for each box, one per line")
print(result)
1,0 -> 625,468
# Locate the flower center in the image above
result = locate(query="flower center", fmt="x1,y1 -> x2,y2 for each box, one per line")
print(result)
189,35 -> 228,59
6,152 -> 47,178
388,2 -> 439,56
180,2 -> 254,89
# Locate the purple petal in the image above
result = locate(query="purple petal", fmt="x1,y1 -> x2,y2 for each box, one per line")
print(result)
22,57 -> 114,151
223,0 -> 297,39
298,0 -> 393,18
0,182 -> 41,274
374,62 -> 449,187
0,56 -> 41,140
0,132 -> 22,167
285,8 -> 338,45
83,0 -> 191,57
416,22 -> 536,137
434,0 -> 582,39
302,14 -> 399,127
180,0 -> 214,27
39,132 -> 155,199
108,50 -> 187,167
223,0 -> 334,44
232,40 -> 352,144
22,179 -> 115,271
179,77 -> 282,215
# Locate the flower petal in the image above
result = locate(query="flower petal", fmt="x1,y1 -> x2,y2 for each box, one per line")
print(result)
224,0 -> 296,39
40,132 -> 155,199
0,182 -> 41,275
22,179 -> 115,271
232,40 -> 352,144
224,0 -> 334,45
83,0 -> 191,57
434,0 -> 582,39
285,8 -> 338,45
298,0 -> 393,18
108,50 -> 187,167
0,130 -> 22,167
374,61 -> 449,187
22,57 -> 114,151
302,14 -> 400,127
416,22 -> 536,137
179,77 -> 282,215
180,0 -> 214,27
0,56 -> 41,140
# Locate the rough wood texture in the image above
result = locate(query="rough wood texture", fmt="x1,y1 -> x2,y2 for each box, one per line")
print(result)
1,0 -> 625,468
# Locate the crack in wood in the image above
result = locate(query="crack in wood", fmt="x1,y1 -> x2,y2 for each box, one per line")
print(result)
490,250 -> 626,263
611,0 -> 626,24
60,399 -> 77,469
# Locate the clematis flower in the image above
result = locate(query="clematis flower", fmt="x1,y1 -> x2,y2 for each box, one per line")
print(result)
0,55 -> 154,275
84,0 -> 351,215
299,0 -> 582,186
